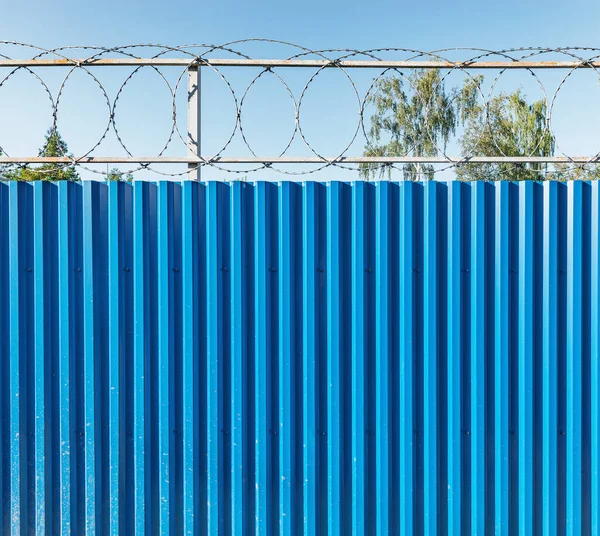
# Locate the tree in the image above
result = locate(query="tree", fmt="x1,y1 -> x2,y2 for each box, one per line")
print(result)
106,167 -> 134,182
361,69 -> 457,180
455,77 -> 554,181
547,162 -> 600,181
362,69 -> 560,181
2,132 -> 137,182
0,149 -> 10,180
3,128 -> 80,181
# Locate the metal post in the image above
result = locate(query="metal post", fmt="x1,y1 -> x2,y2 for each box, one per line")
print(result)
188,66 -> 201,181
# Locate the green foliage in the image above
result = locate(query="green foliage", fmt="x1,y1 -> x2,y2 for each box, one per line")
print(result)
546,163 -> 600,181
361,69 -> 456,180
2,129 -> 80,181
0,150 -> 8,180
361,69 -> 600,181
106,167 -> 134,182
456,78 -> 554,181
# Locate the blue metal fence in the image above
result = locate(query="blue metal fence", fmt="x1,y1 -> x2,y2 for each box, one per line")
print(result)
0,179 -> 599,535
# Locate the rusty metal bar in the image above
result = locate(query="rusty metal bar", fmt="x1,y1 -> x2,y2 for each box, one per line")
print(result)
0,58 -> 599,69
1,156 -> 599,164
187,67 -> 201,181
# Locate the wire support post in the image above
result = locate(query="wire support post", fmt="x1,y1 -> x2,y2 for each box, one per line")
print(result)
187,65 -> 201,181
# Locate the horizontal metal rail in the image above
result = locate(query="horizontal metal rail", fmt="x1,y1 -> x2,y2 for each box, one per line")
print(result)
1,58 -> 600,69
1,156 -> 599,164
2,43 -> 599,179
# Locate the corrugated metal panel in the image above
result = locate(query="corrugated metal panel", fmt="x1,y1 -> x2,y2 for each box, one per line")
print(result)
0,179 -> 599,535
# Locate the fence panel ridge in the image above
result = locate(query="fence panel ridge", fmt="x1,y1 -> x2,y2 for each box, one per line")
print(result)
0,178 -> 598,534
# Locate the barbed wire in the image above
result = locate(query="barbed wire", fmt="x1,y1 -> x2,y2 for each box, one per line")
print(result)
1,41 -> 600,179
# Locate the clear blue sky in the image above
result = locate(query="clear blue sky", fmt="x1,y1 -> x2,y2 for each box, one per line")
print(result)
2,0 -> 598,51
1,0 -> 600,180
